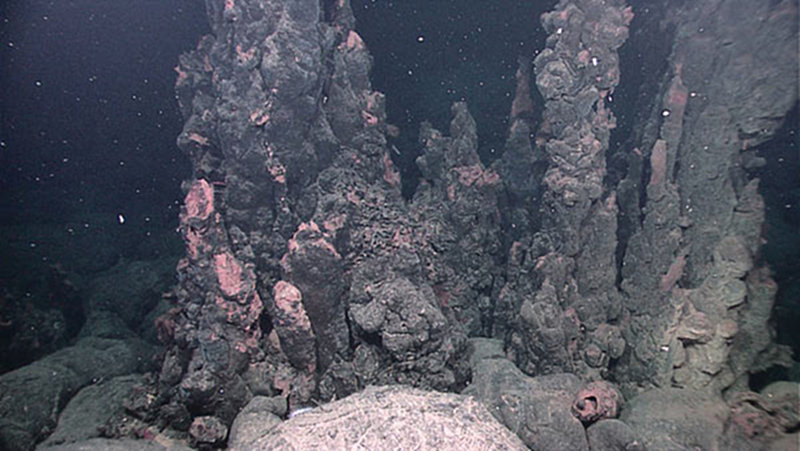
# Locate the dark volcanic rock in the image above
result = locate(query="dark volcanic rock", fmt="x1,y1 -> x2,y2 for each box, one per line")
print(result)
148,0 -> 799,448
615,0 -> 797,395
0,338 -> 156,451
621,388 -> 728,451
37,438 -> 191,451
464,338 -> 588,450
412,102 -> 503,337
586,419 -> 644,451
500,0 -> 631,382
38,375 -> 145,448
161,0 -> 471,432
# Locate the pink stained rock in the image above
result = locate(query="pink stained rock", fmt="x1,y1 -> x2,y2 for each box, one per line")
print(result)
660,252 -> 687,292
183,179 -> 214,221
649,139 -> 668,187
572,381 -> 623,424
265,144 -> 287,184
184,227 -> 204,260
453,164 -> 483,186
249,109 -> 270,126
452,163 -> 503,189
181,179 -> 215,259
323,214 -> 347,233
345,30 -> 365,50
273,281 -> 312,333
235,44 -> 256,63
577,49 -> 591,65
362,110 -> 379,126
188,132 -> 210,146
285,221 -> 341,260
383,153 -> 401,186
446,183 -> 456,201
477,169 -> 501,187
214,251 -> 245,297
174,64 -> 189,85
666,73 -> 688,112
622,6 -> 634,25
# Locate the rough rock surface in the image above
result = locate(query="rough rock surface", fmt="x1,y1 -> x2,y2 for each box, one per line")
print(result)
499,0 -> 631,381
617,385 -> 800,451
247,385 -> 527,450
489,0 -> 797,407
37,438 -> 191,451
621,388 -> 729,450
572,380 -> 624,424
615,0 -> 797,395
464,338 -> 590,450
159,0 -> 471,437
38,375 -> 145,449
586,419 -> 644,451
719,382 -> 800,450
80,258 -> 176,341
411,102 -> 503,337
227,396 -> 284,450
0,338 -> 156,451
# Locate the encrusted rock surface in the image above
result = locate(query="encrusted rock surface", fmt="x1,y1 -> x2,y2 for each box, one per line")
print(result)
615,0 -> 797,395
246,385 -> 527,450
159,0 -> 472,436
464,338 -> 591,450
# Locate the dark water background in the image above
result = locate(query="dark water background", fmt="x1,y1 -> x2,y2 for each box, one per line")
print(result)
1,0 -> 206,228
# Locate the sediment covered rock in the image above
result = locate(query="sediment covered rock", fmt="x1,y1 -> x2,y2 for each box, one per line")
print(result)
0,338 -> 156,451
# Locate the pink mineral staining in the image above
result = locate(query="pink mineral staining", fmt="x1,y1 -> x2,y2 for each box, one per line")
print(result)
185,228 -> 203,260
667,81 -> 688,108
323,214 -> 347,233
572,381 -> 622,423
297,221 -> 321,234
188,132 -> 209,146
453,165 -> 483,186
174,65 -> 189,85
285,221 -> 342,261
266,147 -> 287,184
346,30 -> 365,50
249,109 -> 269,126
383,153 -> 400,186
346,191 -> 361,205
235,44 -> 256,63
623,6 -> 634,25
577,49 -> 591,65
273,281 -> 312,331
362,110 -> 378,126
453,165 -> 501,188
478,169 -> 500,187
214,251 -> 245,297
184,179 -> 214,221
314,237 -> 340,259
649,140 -> 668,187
391,228 -> 412,247
660,253 -> 687,292
181,180 -> 215,259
